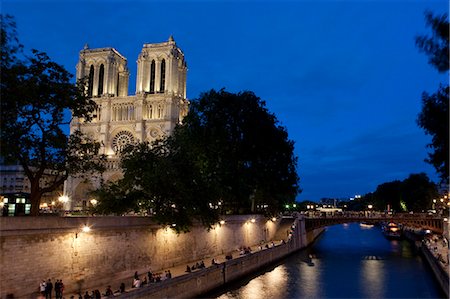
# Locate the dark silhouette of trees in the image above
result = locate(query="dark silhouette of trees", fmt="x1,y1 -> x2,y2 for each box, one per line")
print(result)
416,11 -> 449,185
1,15 -> 105,215
94,89 -> 300,231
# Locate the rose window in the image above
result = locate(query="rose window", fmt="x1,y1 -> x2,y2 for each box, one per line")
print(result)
112,131 -> 134,153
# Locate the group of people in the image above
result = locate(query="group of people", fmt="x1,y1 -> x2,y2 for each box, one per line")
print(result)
73,283 -> 123,299
185,260 -> 206,272
39,279 -> 64,299
423,233 -> 449,272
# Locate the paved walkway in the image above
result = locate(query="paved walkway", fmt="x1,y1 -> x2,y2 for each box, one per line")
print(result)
63,241 -> 281,298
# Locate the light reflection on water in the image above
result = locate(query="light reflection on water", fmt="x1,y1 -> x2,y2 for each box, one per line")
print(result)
214,223 -> 444,299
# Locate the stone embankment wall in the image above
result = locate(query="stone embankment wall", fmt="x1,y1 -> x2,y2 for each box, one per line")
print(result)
121,219 -> 323,299
0,215 -> 314,298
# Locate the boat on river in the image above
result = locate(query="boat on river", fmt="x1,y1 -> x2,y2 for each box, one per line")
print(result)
382,222 -> 402,239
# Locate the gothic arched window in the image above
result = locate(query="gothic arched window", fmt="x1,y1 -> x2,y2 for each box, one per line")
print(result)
98,64 -> 104,95
150,60 -> 156,94
116,73 -> 120,96
88,65 -> 94,97
160,59 -> 166,93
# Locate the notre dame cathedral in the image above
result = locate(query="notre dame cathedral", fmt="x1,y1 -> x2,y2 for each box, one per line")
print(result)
64,36 -> 188,210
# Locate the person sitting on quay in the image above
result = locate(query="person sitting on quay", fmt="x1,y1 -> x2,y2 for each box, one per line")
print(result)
199,260 -> 205,268
147,270 -> 154,283
133,276 -> 141,288
119,282 -> 126,293
211,258 -> 218,265
186,265 -> 191,273
105,286 -> 113,297
225,254 -> 233,260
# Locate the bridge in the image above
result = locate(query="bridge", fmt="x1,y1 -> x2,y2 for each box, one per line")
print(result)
304,213 -> 445,234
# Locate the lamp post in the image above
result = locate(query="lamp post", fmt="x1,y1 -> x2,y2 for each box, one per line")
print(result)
367,204 -> 373,218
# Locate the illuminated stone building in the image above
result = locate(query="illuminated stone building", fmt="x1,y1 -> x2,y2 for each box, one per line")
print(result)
65,36 -> 188,210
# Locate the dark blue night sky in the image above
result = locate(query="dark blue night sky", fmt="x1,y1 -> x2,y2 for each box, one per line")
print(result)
3,0 -> 448,201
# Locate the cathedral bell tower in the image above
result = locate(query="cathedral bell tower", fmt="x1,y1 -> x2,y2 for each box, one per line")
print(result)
65,37 -> 189,211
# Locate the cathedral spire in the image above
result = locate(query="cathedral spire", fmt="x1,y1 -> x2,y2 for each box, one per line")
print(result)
168,35 -> 174,42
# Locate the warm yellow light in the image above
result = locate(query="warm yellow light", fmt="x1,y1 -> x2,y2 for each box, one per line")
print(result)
58,195 -> 69,203
444,218 -> 448,222
90,199 -> 98,206
219,220 -> 225,225
433,199 -> 437,203
271,217 -> 276,222
42,203 -> 48,208
250,218 -> 256,223
51,201 -> 55,205
0,202 -> 4,208
81,225 -> 91,233
368,205 -> 373,209
440,198 -> 444,202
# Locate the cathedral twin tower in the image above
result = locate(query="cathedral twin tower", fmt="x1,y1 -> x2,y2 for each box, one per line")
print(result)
66,37 -> 188,209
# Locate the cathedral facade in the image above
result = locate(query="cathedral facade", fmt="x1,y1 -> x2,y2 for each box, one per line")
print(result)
65,36 -> 188,210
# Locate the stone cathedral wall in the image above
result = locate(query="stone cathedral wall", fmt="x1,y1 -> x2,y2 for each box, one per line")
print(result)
0,215 -> 286,298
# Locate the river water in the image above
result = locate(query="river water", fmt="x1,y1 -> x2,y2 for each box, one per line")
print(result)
211,223 -> 444,299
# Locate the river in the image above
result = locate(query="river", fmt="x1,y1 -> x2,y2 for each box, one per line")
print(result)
210,223 -> 445,299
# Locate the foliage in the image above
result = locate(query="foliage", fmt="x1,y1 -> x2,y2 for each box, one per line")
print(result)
0,15 -> 105,215
182,89 -> 300,215
416,11 -> 449,185
415,11 -> 449,73
368,173 -> 437,212
94,89 -> 300,231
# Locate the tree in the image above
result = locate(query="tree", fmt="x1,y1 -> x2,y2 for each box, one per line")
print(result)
401,173 -> 438,212
182,89 -> 300,215
0,15 -> 105,215
416,12 -> 449,185
94,89 -> 300,231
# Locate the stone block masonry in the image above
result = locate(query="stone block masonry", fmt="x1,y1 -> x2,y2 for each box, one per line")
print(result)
0,215 -> 295,298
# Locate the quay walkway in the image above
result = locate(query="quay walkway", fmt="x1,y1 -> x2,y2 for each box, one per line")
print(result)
62,240 -> 286,299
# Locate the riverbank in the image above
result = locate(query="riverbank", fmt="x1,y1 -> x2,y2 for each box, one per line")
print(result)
403,227 -> 449,298
60,219 -> 324,298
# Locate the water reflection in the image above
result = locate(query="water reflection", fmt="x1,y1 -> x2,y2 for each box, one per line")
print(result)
215,223 -> 444,299
360,259 -> 384,298
217,265 -> 288,299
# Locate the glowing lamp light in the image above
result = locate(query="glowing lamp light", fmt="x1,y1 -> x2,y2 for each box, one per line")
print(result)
444,218 -> 448,222
219,220 -> 225,225
172,223 -> 177,227
250,218 -> 256,223
81,225 -> 91,233
368,205 -> 373,209
51,201 -> 55,205
440,198 -> 444,202
271,217 -> 277,222
90,199 -> 98,206
58,195 -> 69,203
433,199 -> 437,203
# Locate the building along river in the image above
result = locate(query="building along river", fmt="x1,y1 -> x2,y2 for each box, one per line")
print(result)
211,222 -> 445,299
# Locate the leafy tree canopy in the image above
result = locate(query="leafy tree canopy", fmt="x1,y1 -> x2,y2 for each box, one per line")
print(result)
94,89 -> 300,231
416,11 -> 449,185
0,15 -> 105,215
